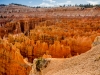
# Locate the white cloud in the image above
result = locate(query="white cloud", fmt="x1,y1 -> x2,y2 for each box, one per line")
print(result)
29,1 -> 32,3
87,1 -> 98,5
56,1 -> 74,6
43,0 -> 56,3
39,0 -> 74,7
39,2 -> 54,7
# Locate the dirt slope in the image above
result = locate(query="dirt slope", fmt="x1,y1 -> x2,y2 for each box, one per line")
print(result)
39,44 -> 100,75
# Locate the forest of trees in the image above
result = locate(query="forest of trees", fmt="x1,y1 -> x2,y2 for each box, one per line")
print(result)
0,4 -> 7,6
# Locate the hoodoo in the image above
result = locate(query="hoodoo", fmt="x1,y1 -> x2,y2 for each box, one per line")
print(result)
0,3 -> 100,75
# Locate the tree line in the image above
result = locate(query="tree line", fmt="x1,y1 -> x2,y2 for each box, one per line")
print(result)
0,3 -> 100,8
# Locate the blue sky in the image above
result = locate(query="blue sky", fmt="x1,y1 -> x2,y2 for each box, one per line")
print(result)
0,0 -> 100,7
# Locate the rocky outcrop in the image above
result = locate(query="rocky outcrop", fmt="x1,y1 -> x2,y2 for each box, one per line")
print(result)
92,36 -> 100,47
5,19 -> 36,34
0,38 -> 31,75
30,44 -> 100,75
0,18 -> 45,38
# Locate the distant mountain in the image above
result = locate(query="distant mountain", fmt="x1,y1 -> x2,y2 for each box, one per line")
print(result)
0,4 -> 7,6
9,3 -> 28,7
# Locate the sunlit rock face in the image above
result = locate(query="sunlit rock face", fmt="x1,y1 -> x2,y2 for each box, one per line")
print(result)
0,39 -> 31,75
1,17 -> 100,63
0,18 -> 44,38
1,4 -> 100,75
0,17 -> 100,63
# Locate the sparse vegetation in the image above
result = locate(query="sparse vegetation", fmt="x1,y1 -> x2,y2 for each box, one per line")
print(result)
36,57 -> 50,71
94,56 -> 100,61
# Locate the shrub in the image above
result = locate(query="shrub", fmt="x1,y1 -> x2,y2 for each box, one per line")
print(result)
35,57 -> 50,71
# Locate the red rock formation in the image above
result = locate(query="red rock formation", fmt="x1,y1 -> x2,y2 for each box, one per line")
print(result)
1,5 -> 100,75
0,39 -> 31,75
1,7 -> 100,62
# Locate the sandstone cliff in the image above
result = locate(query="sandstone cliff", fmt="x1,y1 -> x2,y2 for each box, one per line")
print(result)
0,38 -> 31,75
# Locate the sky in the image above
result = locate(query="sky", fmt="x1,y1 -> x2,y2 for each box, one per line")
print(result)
0,0 -> 100,7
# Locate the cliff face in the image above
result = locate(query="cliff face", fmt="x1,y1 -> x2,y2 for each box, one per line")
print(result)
0,38 -> 31,75
5,19 -> 36,35
0,18 -> 45,38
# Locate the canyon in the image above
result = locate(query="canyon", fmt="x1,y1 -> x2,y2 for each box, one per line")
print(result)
0,4 -> 100,75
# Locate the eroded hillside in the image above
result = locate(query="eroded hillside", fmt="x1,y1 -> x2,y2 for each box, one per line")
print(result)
0,4 -> 100,75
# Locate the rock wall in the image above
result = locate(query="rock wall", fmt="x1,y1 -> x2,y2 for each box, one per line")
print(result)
0,18 -> 45,38
0,38 -> 31,75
